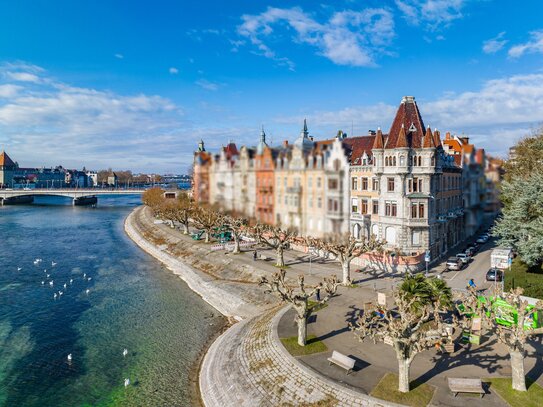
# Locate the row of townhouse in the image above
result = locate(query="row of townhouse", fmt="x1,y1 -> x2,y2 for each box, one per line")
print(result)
192,96 -> 494,261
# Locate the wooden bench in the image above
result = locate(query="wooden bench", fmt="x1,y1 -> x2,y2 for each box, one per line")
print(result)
327,351 -> 356,375
447,377 -> 485,398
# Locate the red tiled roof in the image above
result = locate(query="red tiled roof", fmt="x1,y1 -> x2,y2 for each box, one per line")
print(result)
372,129 -> 384,149
386,97 -> 426,149
223,143 -> 239,159
344,135 -> 376,164
423,126 -> 436,148
0,151 -> 15,167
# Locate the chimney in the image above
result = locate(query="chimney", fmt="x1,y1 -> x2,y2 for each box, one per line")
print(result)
283,140 -> 289,148
445,132 -> 451,140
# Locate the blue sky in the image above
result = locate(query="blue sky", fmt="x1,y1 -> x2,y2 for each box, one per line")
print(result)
0,0 -> 542,172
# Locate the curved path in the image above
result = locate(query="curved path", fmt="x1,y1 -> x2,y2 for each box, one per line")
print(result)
200,306 -> 402,407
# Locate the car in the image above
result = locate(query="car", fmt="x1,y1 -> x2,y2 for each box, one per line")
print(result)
465,247 -> 475,257
486,268 -> 504,282
476,236 -> 488,244
456,253 -> 470,264
446,257 -> 462,271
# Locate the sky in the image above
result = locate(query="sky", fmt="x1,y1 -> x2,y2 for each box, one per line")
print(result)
0,0 -> 542,173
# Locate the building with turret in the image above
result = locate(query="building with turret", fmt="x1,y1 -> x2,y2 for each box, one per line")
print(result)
0,151 -> 16,188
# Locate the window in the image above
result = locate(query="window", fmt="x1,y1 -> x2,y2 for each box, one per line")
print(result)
372,178 -> 379,191
360,177 -> 367,190
400,156 -> 405,166
385,157 -> 389,166
317,177 -> 321,188
411,204 -> 417,218
385,202 -> 391,216
387,177 -> 395,192
284,177 -> 287,187
393,156 -> 397,166
361,199 -> 368,214
308,197 -> 312,208
351,198 -> 358,213
328,179 -> 338,190
317,197 -> 322,208
294,196 -> 299,207
412,231 -> 421,246
372,200 -> 379,215
308,177 -> 312,188
391,202 -> 397,216
351,177 -> 358,190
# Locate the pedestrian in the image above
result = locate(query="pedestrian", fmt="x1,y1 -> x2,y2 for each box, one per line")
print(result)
468,278 -> 476,289
253,250 -> 257,261
315,287 -> 321,302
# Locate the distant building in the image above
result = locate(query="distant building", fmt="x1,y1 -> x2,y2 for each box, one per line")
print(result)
107,172 -> 118,187
0,151 -> 16,188
86,171 -> 98,187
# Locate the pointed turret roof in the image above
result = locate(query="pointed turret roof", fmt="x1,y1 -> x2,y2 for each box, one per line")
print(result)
372,127 -> 384,149
0,151 -> 15,167
294,118 -> 314,151
396,124 -> 408,148
256,126 -> 269,155
386,96 -> 425,149
423,126 -> 436,148
433,129 -> 442,147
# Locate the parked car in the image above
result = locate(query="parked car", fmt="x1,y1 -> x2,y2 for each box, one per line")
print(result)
476,235 -> 488,244
465,247 -> 475,257
456,253 -> 471,264
446,257 -> 462,271
486,268 -> 504,282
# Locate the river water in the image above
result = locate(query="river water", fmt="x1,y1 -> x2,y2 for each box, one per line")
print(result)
0,196 -> 223,406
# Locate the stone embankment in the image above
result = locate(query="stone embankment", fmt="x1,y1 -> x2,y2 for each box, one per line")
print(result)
124,206 -> 271,320
125,206 -> 401,407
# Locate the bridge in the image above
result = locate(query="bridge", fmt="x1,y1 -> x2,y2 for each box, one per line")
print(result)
0,188 -> 146,206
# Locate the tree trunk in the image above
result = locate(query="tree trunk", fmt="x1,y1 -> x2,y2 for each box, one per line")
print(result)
397,357 -> 411,393
232,233 -> 241,254
341,260 -> 351,285
296,315 -> 307,346
276,245 -> 285,267
205,230 -> 210,243
183,222 -> 189,235
510,350 -> 527,391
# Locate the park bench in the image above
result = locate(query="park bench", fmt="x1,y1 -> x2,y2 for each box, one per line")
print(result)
327,351 -> 356,375
447,377 -> 485,398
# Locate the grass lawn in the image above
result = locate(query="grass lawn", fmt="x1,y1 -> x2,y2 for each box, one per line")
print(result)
307,300 -> 329,313
506,259 -> 543,298
370,373 -> 435,407
280,335 -> 328,356
486,378 -> 543,407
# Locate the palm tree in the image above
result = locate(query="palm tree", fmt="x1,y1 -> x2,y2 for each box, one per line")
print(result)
400,274 -> 452,326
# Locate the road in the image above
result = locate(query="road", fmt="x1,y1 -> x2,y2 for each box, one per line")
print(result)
435,237 -> 499,292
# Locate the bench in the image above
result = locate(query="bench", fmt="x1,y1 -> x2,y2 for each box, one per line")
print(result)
327,351 -> 356,375
447,377 -> 485,398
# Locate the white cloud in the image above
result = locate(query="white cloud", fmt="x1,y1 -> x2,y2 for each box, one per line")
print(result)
169,67 -> 179,74
508,30 -> 543,58
482,32 -> 508,54
0,84 -> 22,98
395,0 -> 466,30
5,71 -> 40,83
276,73 -> 543,157
237,6 -> 395,68
195,79 -> 219,91
114,53 -> 124,59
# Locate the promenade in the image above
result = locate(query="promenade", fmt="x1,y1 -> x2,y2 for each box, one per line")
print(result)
126,206 -> 543,407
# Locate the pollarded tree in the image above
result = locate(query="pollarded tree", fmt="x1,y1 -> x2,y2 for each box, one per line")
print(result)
251,224 -> 297,267
174,193 -> 194,234
309,233 -> 384,285
192,206 -> 224,243
142,187 -> 165,214
260,269 -> 339,346
486,288 -> 543,391
351,290 -> 448,393
156,199 -> 179,228
224,215 -> 248,254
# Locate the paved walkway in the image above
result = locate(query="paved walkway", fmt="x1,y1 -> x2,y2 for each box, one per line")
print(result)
200,306 -> 402,407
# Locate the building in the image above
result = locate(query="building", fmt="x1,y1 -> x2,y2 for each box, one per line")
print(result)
0,151 -> 16,188
107,172 -> 118,187
193,140 -> 212,203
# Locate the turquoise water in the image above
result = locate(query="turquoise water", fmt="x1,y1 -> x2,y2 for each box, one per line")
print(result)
0,196 -> 223,406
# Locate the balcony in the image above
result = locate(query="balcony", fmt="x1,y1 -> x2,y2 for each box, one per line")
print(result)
408,218 -> 428,226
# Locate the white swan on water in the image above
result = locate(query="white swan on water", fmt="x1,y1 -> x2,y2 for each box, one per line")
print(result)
63,283 -> 67,289
53,293 -> 57,299
41,281 -> 45,285
85,289 -> 90,294
51,261 -> 57,267
49,281 -> 54,286
17,267 -> 22,271
87,277 -> 92,281
124,378 -> 130,387
46,274 -> 50,278
70,279 -> 73,284
123,349 -> 128,357
67,354 -> 72,362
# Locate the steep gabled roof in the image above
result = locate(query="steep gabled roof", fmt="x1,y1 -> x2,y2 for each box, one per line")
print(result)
223,142 -> 239,160
423,126 -> 436,148
343,135 -> 376,164
386,96 -> 426,149
372,128 -> 384,149
0,151 -> 15,167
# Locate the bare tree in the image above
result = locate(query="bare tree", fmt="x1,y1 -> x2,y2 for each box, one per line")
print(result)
309,233 -> 383,285
192,207 -> 224,243
351,290 -> 447,393
224,215 -> 248,254
260,269 -> 339,346
174,193 -> 194,234
251,224 -> 297,267
142,187 -> 165,214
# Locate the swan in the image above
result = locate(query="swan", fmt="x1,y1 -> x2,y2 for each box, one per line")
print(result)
53,293 -> 57,299
59,291 -> 63,296
17,267 -> 22,271
49,281 -> 54,286
51,261 -> 57,267
123,349 -> 128,357
70,279 -> 73,284
87,277 -> 92,281
63,283 -> 67,289
67,354 -> 72,362
124,378 -> 130,387
85,289 -> 90,294
41,281 -> 45,285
